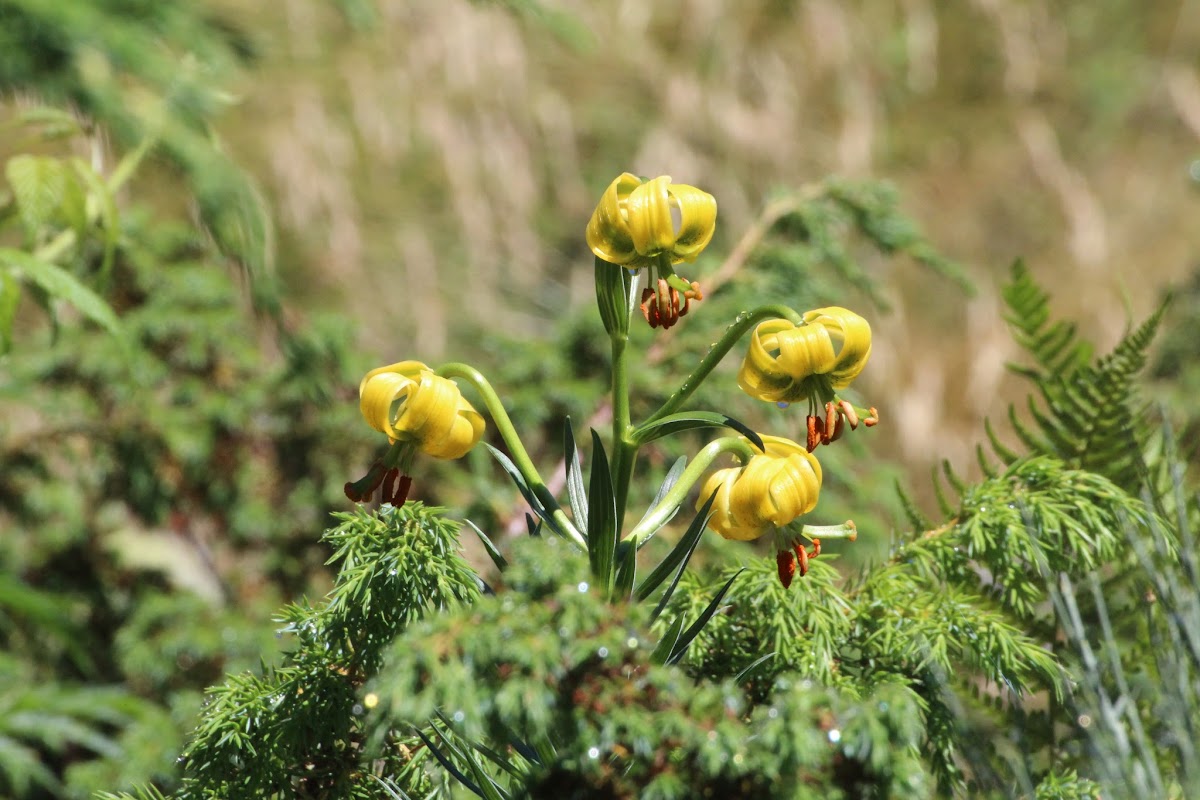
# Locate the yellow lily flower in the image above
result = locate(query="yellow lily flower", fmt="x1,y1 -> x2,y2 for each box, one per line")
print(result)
737,307 -> 872,404
586,173 -> 717,270
697,435 -> 822,542
359,361 -> 484,460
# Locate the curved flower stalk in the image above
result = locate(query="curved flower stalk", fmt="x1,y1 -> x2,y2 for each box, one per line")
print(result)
696,435 -> 856,587
345,361 -> 484,506
738,307 -> 879,451
587,173 -> 716,330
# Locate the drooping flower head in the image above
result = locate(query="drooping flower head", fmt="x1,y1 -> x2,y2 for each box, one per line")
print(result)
738,307 -> 872,403
346,361 -> 485,505
359,361 -> 484,459
738,308 -> 878,452
587,173 -> 716,329
697,435 -> 822,542
696,434 -> 855,587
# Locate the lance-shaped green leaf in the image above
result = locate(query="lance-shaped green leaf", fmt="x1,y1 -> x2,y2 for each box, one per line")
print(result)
464,520 -> 508,571
413,726 -> 485,798
0,270 -> 19,354
734,652 -> 777,683
613,540 -> 637,601
637,490 -> 716,611
586,430 -> 618,591
650,614 -> 686,666
562,418 -> 588,525
631,410 -> 764,451
0,248 -> 128,355
634,456 -> 687,546
594,256 -> 632,336
483,443 -> 562,538
665,568 -> 744,666
71,157 -> 120,286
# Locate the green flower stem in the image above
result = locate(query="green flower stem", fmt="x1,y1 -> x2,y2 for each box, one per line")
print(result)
626,436 -> 758,548
799,521 -> 858,541
436,362 -> 586,549
610,301 -> 635,531
643,303 -> 803,426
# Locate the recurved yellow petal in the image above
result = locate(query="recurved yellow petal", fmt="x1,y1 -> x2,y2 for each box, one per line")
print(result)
358,362 -> 484,459
698,435 -> 822,541
586,173 -> 717,269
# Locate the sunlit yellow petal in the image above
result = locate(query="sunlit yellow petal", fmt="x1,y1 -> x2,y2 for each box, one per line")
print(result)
358,363 -> 485,460
737,310 -> 872,402
667,183 -> 717,262
586,173 -> 641,264
696,435 -> 821,541
801,307 -> 872,388
587,173 -> 718,269
624,176 -> 676,257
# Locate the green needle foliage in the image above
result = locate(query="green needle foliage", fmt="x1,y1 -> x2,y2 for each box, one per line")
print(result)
175,504 -> 479,800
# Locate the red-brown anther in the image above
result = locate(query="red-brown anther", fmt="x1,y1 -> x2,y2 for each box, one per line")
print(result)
777,549 -> 797,589
391,475 -> 413,506
820,401 -> 846,445
810,537 -> 822,558
344,462 -> 388,502
381,468 -> 399,505
640,287 -> 660,328
806,415 -> 824,453
863,407 -> 879,427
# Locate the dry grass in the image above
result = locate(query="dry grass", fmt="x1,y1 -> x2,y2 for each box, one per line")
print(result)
210,0 -> 1200,493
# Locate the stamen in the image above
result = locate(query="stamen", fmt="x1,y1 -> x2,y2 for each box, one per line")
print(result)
391,474 -> 413,505
806,415 -> 824,453
776,550 -> 797,589
838,400 -> 859,429
794,541 -> 810,577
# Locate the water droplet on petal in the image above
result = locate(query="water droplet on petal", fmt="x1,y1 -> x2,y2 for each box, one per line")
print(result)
776,402 -> 789,409
627,268 -> 639,276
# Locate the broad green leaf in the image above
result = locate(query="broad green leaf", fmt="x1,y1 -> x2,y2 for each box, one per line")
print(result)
8,106 -> 83,140
0,248 -> 127,354
631,411 -> 764,451
6,155 -> 74,238
586,429 -> 618,592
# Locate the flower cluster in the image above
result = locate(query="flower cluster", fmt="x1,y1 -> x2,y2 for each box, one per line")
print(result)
345,171 -> 877,589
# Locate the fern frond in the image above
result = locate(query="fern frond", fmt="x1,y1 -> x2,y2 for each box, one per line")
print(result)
998,263 -> 1164,493
1001,260 -> 1092,379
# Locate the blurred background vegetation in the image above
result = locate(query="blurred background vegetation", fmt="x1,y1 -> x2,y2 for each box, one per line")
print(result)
0,0 -> 1198,796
